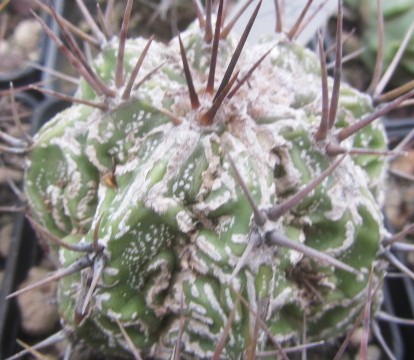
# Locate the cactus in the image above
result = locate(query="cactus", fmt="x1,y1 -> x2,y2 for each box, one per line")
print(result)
7,0 -> 414,358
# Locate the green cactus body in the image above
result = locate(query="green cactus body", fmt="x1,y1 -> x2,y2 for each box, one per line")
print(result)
25,11 -> 387,359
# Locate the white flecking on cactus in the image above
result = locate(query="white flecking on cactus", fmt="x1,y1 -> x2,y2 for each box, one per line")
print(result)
21,0 -> 392,358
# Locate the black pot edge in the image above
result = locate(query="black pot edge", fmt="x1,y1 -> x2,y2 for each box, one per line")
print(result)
0,215 -> 40,358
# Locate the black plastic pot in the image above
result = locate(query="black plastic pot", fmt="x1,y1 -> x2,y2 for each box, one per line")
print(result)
0,215 -> 41,359
383,117 -> 414,147
0,66 -> 41,93
39,0 -> 68,95
380,277 -> 405,359
384,250 -> 414,359
403,276 -> 414,358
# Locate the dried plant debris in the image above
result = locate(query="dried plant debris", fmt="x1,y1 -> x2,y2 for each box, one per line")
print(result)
2,0 -> 414,359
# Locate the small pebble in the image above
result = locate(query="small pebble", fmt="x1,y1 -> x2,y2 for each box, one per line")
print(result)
355,345 -> 382,360
17,267 -> 60,336
13,19 -> 42,52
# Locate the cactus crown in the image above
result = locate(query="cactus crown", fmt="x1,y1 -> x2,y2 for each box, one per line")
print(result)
6,0 -> 414,358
